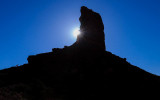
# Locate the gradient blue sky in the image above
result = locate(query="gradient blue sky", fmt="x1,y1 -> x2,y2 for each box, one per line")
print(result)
0,0 -> 160,75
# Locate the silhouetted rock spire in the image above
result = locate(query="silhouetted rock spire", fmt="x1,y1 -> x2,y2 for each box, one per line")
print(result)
0,6 -> 160,100
75,6 -> 106,52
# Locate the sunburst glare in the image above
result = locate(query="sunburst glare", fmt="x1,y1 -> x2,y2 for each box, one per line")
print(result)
73,28 -> 80,38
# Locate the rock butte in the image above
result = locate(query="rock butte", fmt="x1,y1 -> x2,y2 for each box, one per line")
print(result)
0,6 -> 159,100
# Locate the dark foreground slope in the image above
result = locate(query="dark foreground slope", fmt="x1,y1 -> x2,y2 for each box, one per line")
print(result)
0,6 -> 160,100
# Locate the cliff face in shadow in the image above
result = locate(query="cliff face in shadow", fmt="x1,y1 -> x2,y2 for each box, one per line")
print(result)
0,6 -> 159,100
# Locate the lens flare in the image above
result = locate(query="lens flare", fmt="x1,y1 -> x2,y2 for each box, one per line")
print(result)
73,28 -> 80,38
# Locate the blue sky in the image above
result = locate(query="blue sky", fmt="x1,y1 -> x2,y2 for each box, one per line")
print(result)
0,0 -> 160,75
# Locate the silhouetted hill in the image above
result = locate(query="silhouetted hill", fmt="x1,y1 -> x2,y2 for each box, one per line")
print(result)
0,6 -> 160,100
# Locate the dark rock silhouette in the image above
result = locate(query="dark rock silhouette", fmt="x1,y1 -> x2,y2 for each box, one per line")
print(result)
72,6 -> 106,52
0,6 -> 159,100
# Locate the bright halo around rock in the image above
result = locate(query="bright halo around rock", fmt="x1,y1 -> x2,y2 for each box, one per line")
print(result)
73,28 -> 80,38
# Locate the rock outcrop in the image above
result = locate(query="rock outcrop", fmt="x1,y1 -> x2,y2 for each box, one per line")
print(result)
0,6 -> 159,100
28,6 -> 106,63
72,6 -> 105,52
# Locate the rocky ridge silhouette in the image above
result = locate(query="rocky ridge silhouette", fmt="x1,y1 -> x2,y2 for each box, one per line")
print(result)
0,6 -> 159,100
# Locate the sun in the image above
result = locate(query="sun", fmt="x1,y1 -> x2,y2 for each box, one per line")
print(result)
73,28 -> 80,38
